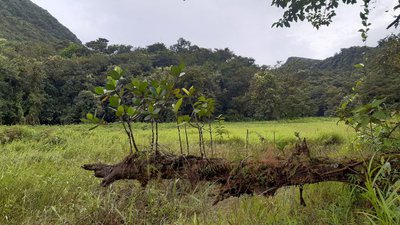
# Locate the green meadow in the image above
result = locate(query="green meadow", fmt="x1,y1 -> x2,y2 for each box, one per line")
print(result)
1,118 -> 369,224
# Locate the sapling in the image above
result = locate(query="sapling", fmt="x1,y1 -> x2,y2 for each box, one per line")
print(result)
84,66 -> 140,153
84,64 -> 187,155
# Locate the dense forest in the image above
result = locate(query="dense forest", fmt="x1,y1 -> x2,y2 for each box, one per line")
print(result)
0,0 -> 399,125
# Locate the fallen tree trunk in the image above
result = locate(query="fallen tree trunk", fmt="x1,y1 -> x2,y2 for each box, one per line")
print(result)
83,153 -> 232,187
83,139 -> 400,204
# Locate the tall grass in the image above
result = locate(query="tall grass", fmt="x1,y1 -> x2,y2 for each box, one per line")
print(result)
358,155 -> 400,225
0,118 -> 368,224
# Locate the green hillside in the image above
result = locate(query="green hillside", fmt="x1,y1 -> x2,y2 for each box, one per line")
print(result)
266,43 -> 398,117
0,0 -> 80,45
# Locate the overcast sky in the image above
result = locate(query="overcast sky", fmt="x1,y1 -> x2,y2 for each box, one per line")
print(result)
31,0 -> 398,66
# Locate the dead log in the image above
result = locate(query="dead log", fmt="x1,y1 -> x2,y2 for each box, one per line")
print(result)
83,139 -> 400,204
83,152 -> 232,187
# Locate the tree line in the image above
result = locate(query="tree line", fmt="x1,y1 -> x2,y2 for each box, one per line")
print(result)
0,35 -> 399,125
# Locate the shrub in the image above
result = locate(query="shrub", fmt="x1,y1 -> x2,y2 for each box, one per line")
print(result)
0,127 -> 33,144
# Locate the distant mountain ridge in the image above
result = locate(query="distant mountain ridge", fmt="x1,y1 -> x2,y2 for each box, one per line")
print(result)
281,46 -> 371,73
0,0 -> 80,45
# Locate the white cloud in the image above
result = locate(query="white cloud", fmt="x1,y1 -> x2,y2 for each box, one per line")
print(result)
31,0 -> 397,65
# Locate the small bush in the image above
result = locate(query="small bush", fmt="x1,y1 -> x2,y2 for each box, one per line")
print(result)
0,127 -> 33,144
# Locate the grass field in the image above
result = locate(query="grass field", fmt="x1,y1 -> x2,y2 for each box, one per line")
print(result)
0,118 -> 370,224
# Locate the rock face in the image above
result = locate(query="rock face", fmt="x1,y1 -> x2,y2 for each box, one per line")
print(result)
0,0 -> 80,44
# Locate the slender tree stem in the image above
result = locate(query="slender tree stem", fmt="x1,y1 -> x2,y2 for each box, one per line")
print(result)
246,129 -> 249,149
126,121 -> 139,152
200,127 -> 206,158
115,91 -> 138,153
386,122 -> 400,138
209,122 -> 214,156
299,185 -> 306,206
155,121 -> 159,154
198,127 -> 203,157
177,123 -> 183,154
121,120 -> 133,154
185,124 -> 189,154
151,120 -> 155,152
199,127 -> 203,157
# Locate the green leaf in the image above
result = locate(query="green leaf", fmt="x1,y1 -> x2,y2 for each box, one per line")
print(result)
160,89 -> 167,97
93,117 -> 99,123
156,86 -> 162,95
131,79 -> 140,88
183,115 -> 190,122
86,113 -> 94,120
144,115 -> 152,121
132,97 -> 140,106
116,105 -> 124,117
198,96 -> 206,102
114,66 -> 124,76
354,63 -> 364,69
361,32 -> 367,40
105,79 -> 116,90
173,88 -> 181,96
372,111 -> 387,120
149,86 -> 157,95
189,86 -> 196,95
127,106 -> 136,116
148,104 -> 154,113
371,99 -> 384,107
284,21 -> 290,27
182,88 -> 190,96
109,95 -> 120,107
173,98 -> 183,113
94,87 -> 104,95
109,70 -> 121,80
151,80 -> 159,87
177,116 -> 184,124
360,12 -> 367,20
80,118 -> 91,123
153,108 -> 161,115
139,82 -> 148,92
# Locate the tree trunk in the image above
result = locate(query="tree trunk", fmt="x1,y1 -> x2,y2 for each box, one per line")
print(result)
82,139 -> 400,204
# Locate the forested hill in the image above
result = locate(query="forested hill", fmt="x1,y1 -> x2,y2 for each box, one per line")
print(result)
279,46 -> 370,73
248,43 -> 398,119
0,0 -> 80,45
1,34 -> 398,125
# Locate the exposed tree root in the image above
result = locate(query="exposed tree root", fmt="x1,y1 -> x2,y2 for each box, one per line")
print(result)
83,139 -> 400,204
